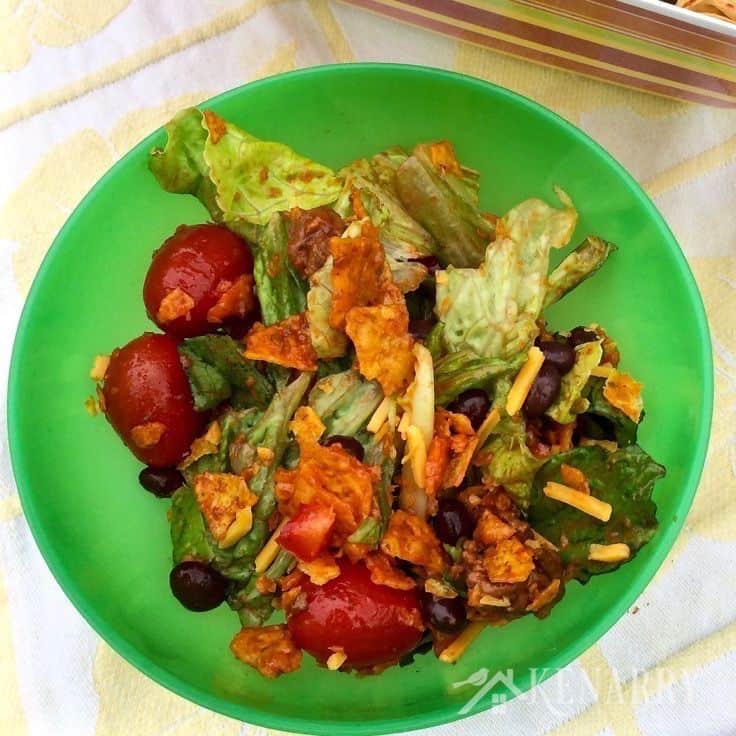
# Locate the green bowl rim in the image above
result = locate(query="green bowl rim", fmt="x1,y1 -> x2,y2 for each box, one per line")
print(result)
7,63 -> 714,735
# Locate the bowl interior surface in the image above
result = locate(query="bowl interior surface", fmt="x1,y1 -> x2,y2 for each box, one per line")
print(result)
8,64 -> 712,735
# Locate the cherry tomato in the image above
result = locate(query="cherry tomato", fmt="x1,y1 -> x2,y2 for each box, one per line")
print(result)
288,559 -> 425,668
102,333 -> 203,467
143,223 -> 254,337
278,504 -> 336,562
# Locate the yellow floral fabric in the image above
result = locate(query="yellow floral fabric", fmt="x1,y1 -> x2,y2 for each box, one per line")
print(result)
0,1 -> 734,735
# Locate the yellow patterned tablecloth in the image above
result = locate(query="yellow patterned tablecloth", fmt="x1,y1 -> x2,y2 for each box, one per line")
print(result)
1,2 -> 734,735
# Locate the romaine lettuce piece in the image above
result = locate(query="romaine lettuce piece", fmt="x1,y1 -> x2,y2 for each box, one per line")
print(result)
435,190 -> 578,359
179,335 -> 273,411
544,236 -> 617,309
579,377 -> 639,447
545,340 -> 602,424
308,369 -> 383,437
395,142 -> 494,267
254,213 -> 307,325
150,108 -> 342,234
528,445 -> 664,580
434,350 -> 524,405
306,258 -> 348,359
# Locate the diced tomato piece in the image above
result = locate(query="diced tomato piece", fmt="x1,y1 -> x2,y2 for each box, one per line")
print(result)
278,504 -> 336,562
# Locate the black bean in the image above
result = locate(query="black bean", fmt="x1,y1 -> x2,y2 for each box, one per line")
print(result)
420,592 -> 467,633
323,435 -> 365,462
433,498 -> 474,545
138,466 -> 184,498
522,364 -> 562,418
169,561 -> 227,611
567,326 -> 597,347
446,389 -> 490,431
538,340 -> 576,375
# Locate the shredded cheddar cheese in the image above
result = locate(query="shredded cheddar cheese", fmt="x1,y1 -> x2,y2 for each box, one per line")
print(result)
255,519 -> 288,574
588,543 -> 630,563
543,481 -> 612,522
367,396 -> 392,433
590,363 -> 616,378
474,408 -> 501,451
221,507 -> 254,549
326,649 -> 348,671
439,622 -> 485,664
505,347 -> 545,416
89,354 -> 109,381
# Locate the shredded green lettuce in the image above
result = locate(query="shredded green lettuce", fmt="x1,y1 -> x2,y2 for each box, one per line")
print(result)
395,142 -> 493,267
579,377 -> 639,447
435,189 -> 578,359
545,340 -> 602,424
528,445 -> 664,580
150,107 -> 342,233
306,257 -> 348,358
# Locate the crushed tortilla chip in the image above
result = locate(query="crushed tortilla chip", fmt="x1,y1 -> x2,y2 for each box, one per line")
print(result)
245,312 -> 318,371
275,440 -> 375,543
527,579 -> 562,613
474,510 -> 515,546
345,303 -> 415,396
381,510 -> 445,575
289,406 -> 325,444
603,371 -> 643,422
230,625 -> 301,678
483,538 -> 535,584
431,409 -> 479,490
424,436 -> 450,499
343,542 -> 372,564
193,472 -> 257,546
206,274 -> 255,324
298,555 -> 341,585
156,287 -> 194,323
560,463 -> 590,494
428,140 -> 462,175
328,221 -> 389,330
130,422 -> 166,448
179,420 -> 221,469
365,552 -> 416,590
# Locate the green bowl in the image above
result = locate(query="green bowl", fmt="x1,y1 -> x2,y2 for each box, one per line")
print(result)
8,64 -> 712,734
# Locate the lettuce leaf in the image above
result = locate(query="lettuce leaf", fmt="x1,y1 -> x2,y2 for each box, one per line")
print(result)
306,257 -> 348,358
434,350 -> 524,405
545,340 -> 602,424
544,236 -> 617,309
435,190 -> 578,359
341,150 -> 435,291
308,369 -> 383,437
578,377 -> 639,447
150,108 -> 342,233
395,142 -> 493,267
480,413 -> 543,509
179,335 -> 273,411
528,445 -> 664,580
254,213 -> 307,325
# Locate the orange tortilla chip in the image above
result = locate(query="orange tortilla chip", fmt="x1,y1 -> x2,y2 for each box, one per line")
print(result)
297,555 -> 341,585
474,510 -> 515,546
329,221 -> 390,330
193,472 -> 257,544
425,436 -> 450,499
245,313 -> 318,371
483,538 -> 534,584
603,371 -> 643,423
381,510 -> 445,575
130,422 -> 166,448
428,140 -> 462,176
365,552 -> 416,590
206,274 -> 255,324
289,406 -> 325,445
230,625 -> 302,678
179,420 -> 221,469
345,303 -> 415,396
157,288 -> 194,323
275,440 -> 375,543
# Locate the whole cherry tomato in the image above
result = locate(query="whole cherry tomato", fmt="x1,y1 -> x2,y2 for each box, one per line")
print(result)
102,332 -> 203,467
288,559 -> 425,668
143,223 -> 255,337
